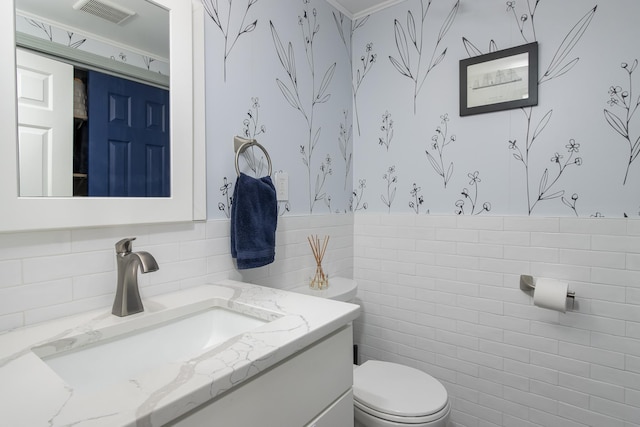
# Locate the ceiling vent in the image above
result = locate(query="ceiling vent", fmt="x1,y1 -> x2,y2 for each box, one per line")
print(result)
73,0 -> 136,25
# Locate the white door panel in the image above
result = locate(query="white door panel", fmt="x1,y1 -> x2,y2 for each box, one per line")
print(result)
17,127 -> 50,197
16,48 -> 73,197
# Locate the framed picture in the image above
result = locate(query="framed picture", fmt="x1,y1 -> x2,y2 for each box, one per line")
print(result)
459,42 -> 538,116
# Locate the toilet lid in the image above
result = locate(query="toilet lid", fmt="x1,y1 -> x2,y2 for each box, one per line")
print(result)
353,361 -> 448,418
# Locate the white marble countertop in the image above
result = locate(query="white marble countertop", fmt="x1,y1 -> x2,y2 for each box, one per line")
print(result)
0,280 -> 360,427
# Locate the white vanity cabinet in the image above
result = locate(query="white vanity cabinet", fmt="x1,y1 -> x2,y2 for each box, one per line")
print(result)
170,324 -> 354,427
0,282 -> 360,427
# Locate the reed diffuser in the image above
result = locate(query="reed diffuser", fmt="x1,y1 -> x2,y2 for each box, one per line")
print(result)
308,234 -> 329,289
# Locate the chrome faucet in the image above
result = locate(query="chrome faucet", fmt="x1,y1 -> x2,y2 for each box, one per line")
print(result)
112,237 -> 159,317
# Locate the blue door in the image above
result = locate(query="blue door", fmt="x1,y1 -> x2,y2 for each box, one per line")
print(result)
87,71 -> 169,197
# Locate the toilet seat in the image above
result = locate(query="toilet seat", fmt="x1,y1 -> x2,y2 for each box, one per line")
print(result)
353,361 -> 449,424
354,399 -> 450,424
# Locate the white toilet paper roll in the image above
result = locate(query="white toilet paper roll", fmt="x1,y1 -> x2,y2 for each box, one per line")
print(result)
533,278 -> 568,312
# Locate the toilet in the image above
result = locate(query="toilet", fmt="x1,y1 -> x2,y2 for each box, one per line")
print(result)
353,360 -> 450,427
292,278 -> 451,427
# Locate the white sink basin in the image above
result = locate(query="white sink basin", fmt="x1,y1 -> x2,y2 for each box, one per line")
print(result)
34,307 -> 267,394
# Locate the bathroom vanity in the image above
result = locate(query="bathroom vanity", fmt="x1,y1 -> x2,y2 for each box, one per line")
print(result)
0,280 -> 360,426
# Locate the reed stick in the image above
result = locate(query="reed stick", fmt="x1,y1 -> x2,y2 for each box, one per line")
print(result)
308,234 -> 329,289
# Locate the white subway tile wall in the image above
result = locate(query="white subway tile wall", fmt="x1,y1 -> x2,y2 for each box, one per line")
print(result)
3,213 -> 639,426
0,215 -> 353,332
354,214 -> 640,427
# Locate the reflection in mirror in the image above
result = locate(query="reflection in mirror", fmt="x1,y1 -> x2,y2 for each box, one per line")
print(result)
0,0 -> 202,232
14,0 -> 170,197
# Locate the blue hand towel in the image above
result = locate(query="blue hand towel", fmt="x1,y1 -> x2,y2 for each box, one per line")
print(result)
230,173 -> 277,269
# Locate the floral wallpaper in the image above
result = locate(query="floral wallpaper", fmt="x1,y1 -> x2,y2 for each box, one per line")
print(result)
352,0 -> 640,218
204,0 -> 640,218
205,0 -> 353,216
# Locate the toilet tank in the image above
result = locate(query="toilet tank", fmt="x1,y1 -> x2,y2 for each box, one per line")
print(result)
291,277 -> 358,302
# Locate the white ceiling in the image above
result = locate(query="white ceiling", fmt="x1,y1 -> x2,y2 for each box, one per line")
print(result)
327,0 -> 403,19
15,0 -> 169,60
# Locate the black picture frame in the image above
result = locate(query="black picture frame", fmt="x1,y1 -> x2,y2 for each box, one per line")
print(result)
459,42 -> 538,116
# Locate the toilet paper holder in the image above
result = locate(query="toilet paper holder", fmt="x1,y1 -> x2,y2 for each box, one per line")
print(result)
520,275 -> 575,300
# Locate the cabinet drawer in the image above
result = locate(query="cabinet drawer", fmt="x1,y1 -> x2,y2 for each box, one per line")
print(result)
171,324 -> 353,427
306,389 -> 353,427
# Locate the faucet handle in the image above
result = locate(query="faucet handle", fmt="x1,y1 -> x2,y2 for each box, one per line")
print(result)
115,237 -> 136,254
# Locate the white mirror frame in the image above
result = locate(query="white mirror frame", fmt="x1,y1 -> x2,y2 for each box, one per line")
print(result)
0,0 -> 206,232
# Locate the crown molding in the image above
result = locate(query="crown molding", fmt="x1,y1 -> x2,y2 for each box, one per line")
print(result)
326,0 -> 405,20
326,0 -> 353,18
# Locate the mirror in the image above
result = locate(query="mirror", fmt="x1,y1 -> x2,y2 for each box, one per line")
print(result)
15,0 -> 170,197
0,0 -> 206,231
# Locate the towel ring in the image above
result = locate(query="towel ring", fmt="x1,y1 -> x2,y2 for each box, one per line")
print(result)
234,136 -> 272,177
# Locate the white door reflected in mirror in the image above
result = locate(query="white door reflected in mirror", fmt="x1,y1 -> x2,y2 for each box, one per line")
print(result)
16,48 -> 73,197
